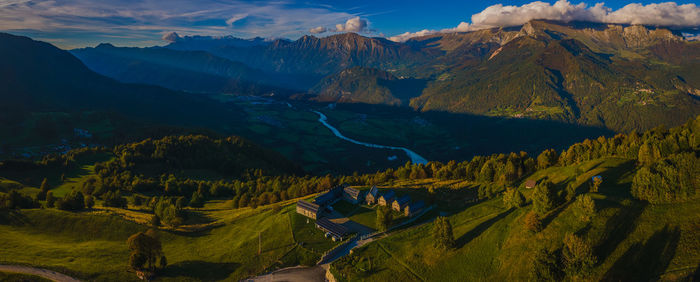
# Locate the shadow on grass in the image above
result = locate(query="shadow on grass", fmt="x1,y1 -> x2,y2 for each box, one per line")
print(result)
594,201 -> 647,261
0,210 -> 30,225
602,225 -> 680,281
455,208 -> 513,248
596,160 -> 636,199
541,200 -> 573,231
160,261 -> 240,281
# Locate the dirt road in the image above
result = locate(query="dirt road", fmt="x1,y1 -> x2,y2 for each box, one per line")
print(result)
0,265 -> 81,282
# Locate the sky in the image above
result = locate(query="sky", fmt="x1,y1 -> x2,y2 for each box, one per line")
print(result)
0,0 -> 698,49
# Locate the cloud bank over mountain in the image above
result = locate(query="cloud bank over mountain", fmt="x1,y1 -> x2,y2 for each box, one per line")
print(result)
389,1 -> 700,42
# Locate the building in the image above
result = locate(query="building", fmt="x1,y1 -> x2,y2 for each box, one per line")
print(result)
316,217 -> 348,241
365,186 -> 379,205
314,185 -> 344,206
392,195 -> 411,212
404,201 -> 425,217
524,179 -> 537,189
296,200 -> 320,219
378,190 -> 395,207
343,187 -> 362,204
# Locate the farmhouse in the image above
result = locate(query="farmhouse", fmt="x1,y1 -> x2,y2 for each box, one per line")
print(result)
343,186 -> 362,204
365,186 -> 379,205
378,190 -> 395,207
296,200 -> 320,219
314,185 -> 344,206
404,201 -> 425,217
524,179 -> 537,189
316,217 -> 349,241
392,195 -> 410,212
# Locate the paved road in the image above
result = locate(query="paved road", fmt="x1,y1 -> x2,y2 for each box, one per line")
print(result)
245,265 -> 327,282
0,265 -> 81,282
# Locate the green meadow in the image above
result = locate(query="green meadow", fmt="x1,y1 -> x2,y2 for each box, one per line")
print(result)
331,157 -> 700,281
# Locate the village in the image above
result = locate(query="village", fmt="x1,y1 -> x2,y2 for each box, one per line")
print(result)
296,184 -> 426,241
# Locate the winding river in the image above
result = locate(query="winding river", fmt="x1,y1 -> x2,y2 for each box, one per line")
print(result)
312,110 -> 428,164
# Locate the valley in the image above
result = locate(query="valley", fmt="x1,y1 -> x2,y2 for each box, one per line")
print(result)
0,3 -> 699,281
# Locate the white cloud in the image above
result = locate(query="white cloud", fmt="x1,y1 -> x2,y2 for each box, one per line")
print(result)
469,1 -> 700,28
334,16 -> 368,33
388,22 -> 473,42
604,3 -> 700,27
389,1 -> 700,42
684,33 -> 700,41
0,0 -> 362,48
225,13 -> 248,26
161,31 -> 180,42
309,26 -> 327,34
388,29 -> 434,42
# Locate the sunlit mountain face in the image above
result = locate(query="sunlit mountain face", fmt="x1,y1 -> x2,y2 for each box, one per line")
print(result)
0,1 -> 699,282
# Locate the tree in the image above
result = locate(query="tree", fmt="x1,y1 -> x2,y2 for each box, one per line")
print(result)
524,211 -> 542,233
572,195 -> 595,222
126,230 -> 165,273
45,191 -> 56,208
562,233 -> 596,278
376,207 -> 392,232
37,178 -> 50,200
151,214 -> 161,227
84,195 -> 95,209
189,191 -> 205,208
537,149 -> 558,170
432,216 -> 455,250
590,177 -> 602,193
530,246 -> 562,281
532,180 -> 556,214
503,187 -> 526,209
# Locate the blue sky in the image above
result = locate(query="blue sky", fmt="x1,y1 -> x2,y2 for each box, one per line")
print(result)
0,0 -> 698,49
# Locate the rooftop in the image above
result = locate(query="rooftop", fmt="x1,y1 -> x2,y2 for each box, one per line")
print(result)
395,195 -> 410,205
297,200 -> 320,213
316,217 -> 348,238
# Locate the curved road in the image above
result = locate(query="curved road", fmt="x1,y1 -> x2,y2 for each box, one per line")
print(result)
245,265 -> 326,282
0,265 -> 80,282
312,110 -> 428,164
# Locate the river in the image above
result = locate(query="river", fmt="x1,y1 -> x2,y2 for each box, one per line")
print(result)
312,111 -> 428,164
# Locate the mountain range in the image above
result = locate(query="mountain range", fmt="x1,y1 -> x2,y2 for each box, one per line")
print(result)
68,20 -> 700,132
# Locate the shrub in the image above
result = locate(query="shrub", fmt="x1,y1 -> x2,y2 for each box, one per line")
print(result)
562,233 -> 596,278
503,187 -> 526,209
572,195 -> 595,222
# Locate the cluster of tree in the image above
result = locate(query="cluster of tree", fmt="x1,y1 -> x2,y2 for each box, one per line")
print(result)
631,152 -> 698,204
0,190 -> 38,210
103,135 -> 300,178
38,147 -> 108,168
150,197 -> 186,227
55,190 -> 86,211
102,190 -> 128,208
127,230 -> 167,276
530,233 -> 597,280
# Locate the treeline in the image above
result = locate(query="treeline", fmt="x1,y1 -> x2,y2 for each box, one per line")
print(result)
2,116 -> 698,212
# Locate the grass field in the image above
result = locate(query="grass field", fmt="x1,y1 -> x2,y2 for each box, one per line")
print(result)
0,199 -> 342,281
331,157 -> 700,281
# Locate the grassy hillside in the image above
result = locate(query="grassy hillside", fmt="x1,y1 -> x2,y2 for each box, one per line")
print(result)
331,157 -> 700,281
0,200 -> 341,281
